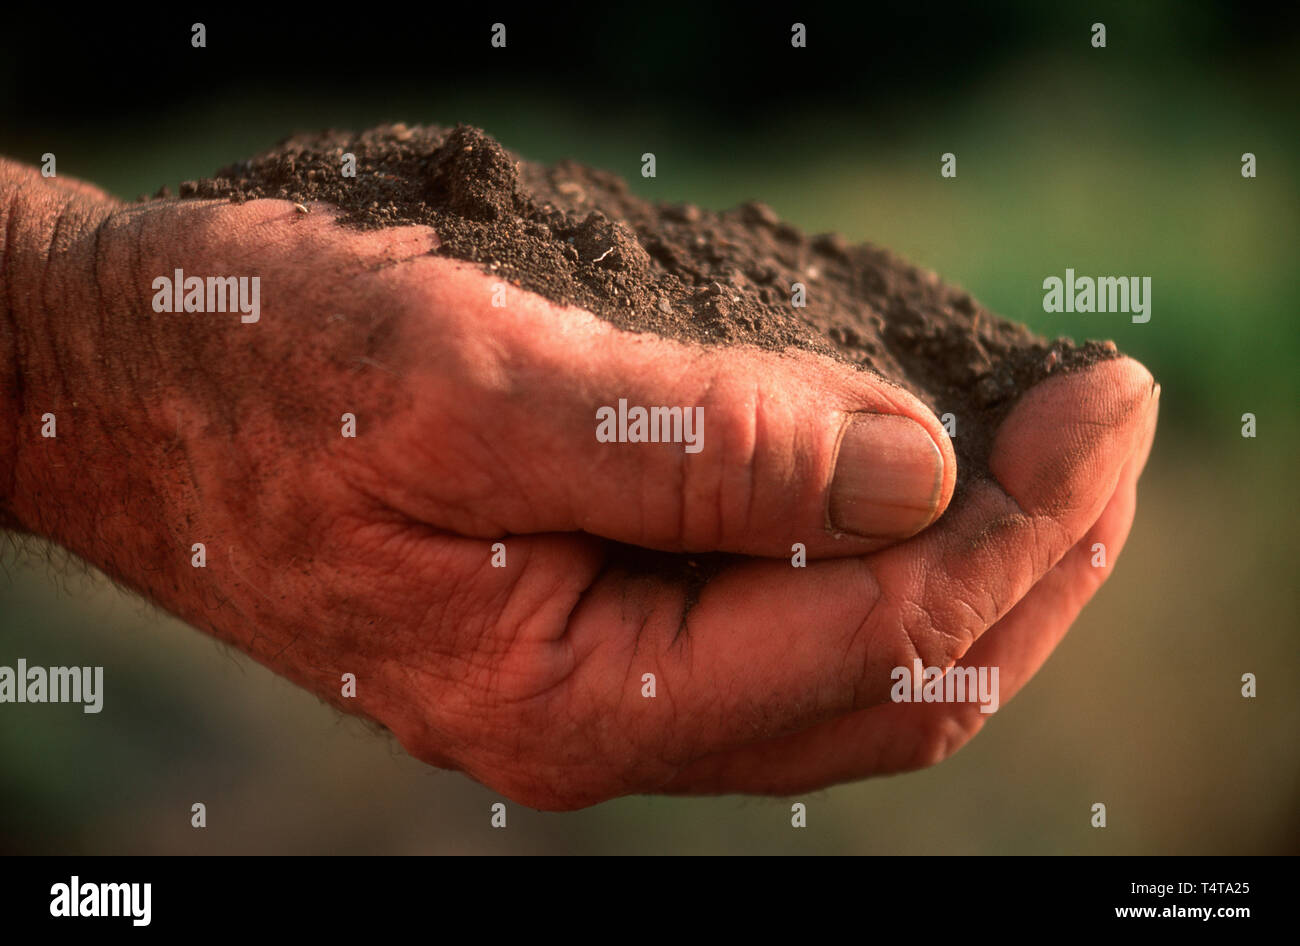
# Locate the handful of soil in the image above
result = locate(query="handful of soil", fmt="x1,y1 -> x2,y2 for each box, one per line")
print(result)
177,123 -> 1117,495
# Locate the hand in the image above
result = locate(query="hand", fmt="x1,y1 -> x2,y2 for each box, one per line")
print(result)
0,162 -> 1157,809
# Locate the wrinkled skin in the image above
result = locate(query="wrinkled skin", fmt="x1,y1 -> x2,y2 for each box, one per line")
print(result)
0,162 -> 1158,809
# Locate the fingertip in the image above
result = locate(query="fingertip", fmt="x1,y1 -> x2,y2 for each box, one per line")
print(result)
827,411 -> 953,540
990,355 -> 1157,518
931,413 -> 959,524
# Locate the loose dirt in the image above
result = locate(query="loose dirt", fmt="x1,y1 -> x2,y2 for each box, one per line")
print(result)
178,123 -> 1117,494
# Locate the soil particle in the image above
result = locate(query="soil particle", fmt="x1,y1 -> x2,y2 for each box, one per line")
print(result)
178,122 -> 1118,498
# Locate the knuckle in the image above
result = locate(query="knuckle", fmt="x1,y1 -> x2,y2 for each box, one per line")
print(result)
902,712 -> 986,771
676,373 -> 760,549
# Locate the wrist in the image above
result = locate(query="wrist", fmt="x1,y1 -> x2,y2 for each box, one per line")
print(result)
0,159 -> 115,535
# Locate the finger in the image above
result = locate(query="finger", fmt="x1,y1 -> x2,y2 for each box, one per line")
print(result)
406,356 -> 1156,809
951,378 -> 1158,699
559,357 -> 1157,771
657,398 -> 1156,796
360,256 -> 957,558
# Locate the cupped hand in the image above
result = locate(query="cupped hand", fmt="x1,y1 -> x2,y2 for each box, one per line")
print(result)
4,175 -> 1157,809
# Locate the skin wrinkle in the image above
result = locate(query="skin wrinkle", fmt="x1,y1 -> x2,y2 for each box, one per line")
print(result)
921,567 -> 981,654
899,594 -> 960,669
17,199 -> 73,529
647,708 -> 693,782
527,553 -> 595,657
491,550 -> 558,655
39,196 -> 70,329
513,567 -> 581,653
12,193 -> 90,536
90,210 -> 107,347
125,213 -> 169,441
693,370 -> 718,551
743,380 -> 762,544
1022,514 -> 1064,595
711,375 -> 744,550
616,632 -> 644,722
950,485 -> 1069,635
873,589 -> 927,700
663,404 -> 686,549
111,224 -> 170,463
939,504 -> 1004,629
845,557 -> 888,707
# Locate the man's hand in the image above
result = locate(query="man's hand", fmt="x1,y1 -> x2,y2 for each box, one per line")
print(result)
0,162 -> 1157,809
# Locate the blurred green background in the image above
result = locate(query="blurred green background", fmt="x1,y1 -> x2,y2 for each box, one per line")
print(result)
1,1 -> 1296,853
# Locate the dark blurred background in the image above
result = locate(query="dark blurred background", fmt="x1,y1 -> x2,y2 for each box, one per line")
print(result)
1,0 -> 1296,853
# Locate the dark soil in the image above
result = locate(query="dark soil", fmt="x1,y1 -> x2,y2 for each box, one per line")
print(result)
177,122 -> 1117,505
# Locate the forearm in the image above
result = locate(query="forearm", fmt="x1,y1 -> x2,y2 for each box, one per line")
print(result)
2,162 -> 77,529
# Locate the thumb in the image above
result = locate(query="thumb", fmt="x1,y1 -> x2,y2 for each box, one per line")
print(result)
381,258 -> 956,559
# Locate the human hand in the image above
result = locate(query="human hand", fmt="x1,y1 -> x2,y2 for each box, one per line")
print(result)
0,163 -> 1157,809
